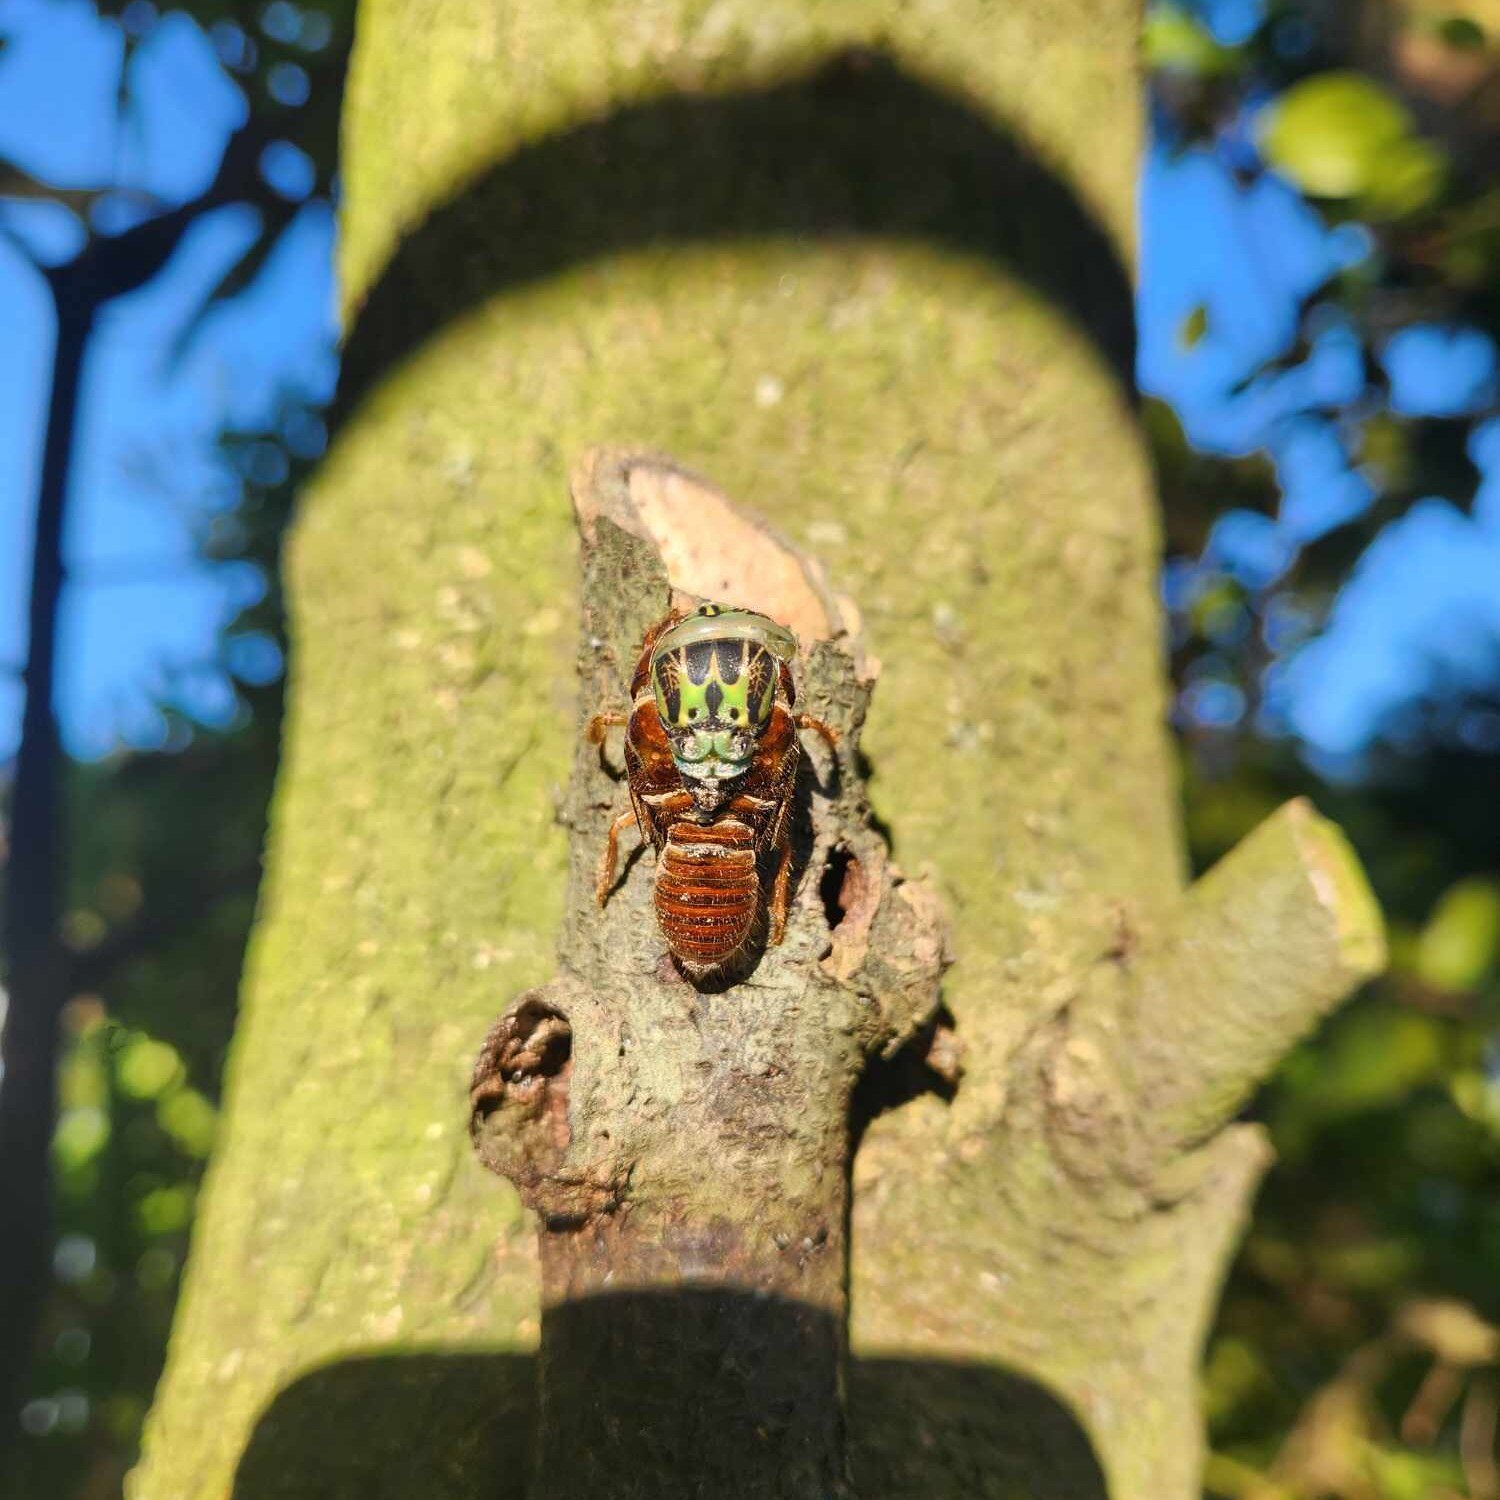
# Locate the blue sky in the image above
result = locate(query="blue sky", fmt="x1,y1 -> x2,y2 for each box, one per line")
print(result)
1140,126 -> 1500,760
0,0 -> 1497,766
0,0 -> 334,760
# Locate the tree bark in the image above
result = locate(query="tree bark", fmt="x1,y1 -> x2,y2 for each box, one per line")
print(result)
467,453 -> 945,1498
131,4 -> 1385,1498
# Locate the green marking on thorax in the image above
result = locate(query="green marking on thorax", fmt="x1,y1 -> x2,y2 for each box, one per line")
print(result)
650,604 -> 794,731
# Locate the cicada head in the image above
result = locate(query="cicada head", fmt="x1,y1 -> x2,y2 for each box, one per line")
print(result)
649,603 -> 797,786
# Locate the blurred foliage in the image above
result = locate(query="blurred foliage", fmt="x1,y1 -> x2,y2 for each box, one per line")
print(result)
1186,737 -> 1500,1500
1259,71 -> 1446,215
1149,0 -> 1500,591
0,0 -> 356,339
1151,4 -> 1500,1495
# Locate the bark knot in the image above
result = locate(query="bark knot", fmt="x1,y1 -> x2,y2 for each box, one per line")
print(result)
470,987 -> 627,1224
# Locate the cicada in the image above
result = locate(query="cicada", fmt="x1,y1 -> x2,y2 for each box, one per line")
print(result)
587,603 -> 837,980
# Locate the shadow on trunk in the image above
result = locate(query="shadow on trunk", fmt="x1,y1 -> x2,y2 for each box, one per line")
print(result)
229,1290 -> 1106,1500
338,48 -> 1137,427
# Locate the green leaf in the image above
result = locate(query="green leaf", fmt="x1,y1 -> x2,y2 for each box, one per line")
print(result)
1202,1336 -> 1276,1425
54,1107 -> 111,1170
1365,1446 -> 1466,1500
1304,1006 -> 1445,1118
135,1184 -> 195,1237
1143,5 -> 1242,77
1259,72 -> 1445,217
1436,15 -> 1487,50
157,1088 -> 219,1159
1417,878 -> 1500,991
116,1035 -> 185,1100
1313,1235 -> 1422,1291
1364,137 -> 1446,220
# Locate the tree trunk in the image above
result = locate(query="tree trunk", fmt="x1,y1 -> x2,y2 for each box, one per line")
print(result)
463,452 -> 946,1500
131,5 -> 1384,1499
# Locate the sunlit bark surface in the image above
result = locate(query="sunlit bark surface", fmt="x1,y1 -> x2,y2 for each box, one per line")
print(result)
131,5 -> 1383,1497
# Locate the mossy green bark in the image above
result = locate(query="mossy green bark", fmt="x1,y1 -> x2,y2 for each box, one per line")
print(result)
131,4 -> 1383,1499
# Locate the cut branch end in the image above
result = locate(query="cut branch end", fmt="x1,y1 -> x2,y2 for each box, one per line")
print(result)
1124,797 -> 1386,1157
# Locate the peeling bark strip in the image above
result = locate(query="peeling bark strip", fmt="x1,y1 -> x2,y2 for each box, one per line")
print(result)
470,451 -> 947,1498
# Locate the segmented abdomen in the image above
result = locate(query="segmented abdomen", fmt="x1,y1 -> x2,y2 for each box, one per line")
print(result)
655,818 -> 759,973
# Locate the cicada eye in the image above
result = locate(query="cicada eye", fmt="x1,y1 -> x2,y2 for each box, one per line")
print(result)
740,649 -> 778,729
651,657 -> 682,727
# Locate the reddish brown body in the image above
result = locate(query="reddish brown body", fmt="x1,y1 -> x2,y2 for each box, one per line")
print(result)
654,818 -> 761,970
588,606 -> 833,980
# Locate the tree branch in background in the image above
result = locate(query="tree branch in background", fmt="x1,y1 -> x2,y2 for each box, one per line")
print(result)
0,161 -> 107,217
0,296 -> 92,1483
0,94 -> 326,1474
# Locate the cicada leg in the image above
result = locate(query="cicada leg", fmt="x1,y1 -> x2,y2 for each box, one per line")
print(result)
795,714 -> 839,751
585,710 -> 627,744
768,833 -> 794,946
597,808 -> 639,906
585,710 -> 628,773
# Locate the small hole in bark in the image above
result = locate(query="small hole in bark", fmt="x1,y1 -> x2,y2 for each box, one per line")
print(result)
819,845 -> 861,930
501,998 -> 572,1083
469,995 -> 579,1185
471,995 -> 574,1128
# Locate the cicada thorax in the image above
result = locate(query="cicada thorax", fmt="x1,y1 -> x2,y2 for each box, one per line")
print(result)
620,605 -> 803,978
